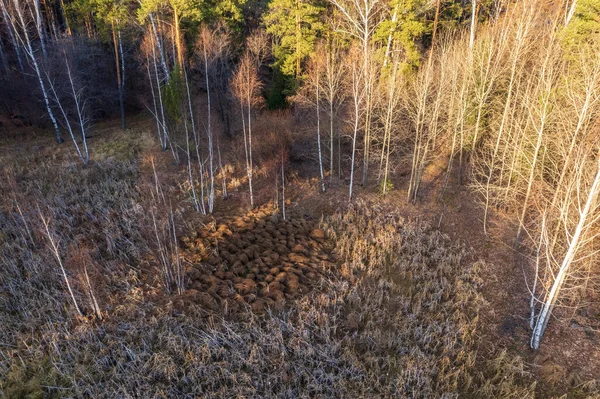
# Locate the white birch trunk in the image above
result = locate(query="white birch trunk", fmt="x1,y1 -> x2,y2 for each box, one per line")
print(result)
11,0 -> 62,143
316,64 -> 325,192
150,30 -> 169,150
469,0 -> 477,51
281,156 -> 286,220
1,1 -> 24,72
149,13 -> 169,81
204,47 -> 215,213
531,156 -> 600,349
40,210 -> 83,316
565,0 -> 577,26
32,0 -> 46,58
63,50 -> 89,163
247,92 -> 254,209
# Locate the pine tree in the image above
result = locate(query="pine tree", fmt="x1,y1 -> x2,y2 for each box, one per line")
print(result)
265,0 -> 325,79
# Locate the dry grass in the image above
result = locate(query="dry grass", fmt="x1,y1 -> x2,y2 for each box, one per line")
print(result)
0,129 -> 597,398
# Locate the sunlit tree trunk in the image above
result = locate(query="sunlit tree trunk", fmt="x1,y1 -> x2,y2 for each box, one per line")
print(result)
482,8 -> 533,233
469,0 -> 477,51
202,39 -> 215,212
59,0 -> 71,35
565,0 -> 577,26
531,155 -> 600,349
515,40 -> 557,246
182,66 -> 201,213
172,3 -> 184,69
315,62 -> 325,192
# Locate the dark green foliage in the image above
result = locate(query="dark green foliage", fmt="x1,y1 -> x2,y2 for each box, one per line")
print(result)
162,66 -> 184,125
264,0 -> 325,78
560,0 -> 600,49
266,66 -> 291,109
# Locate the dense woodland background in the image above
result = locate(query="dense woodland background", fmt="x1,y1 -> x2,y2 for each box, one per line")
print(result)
1,0 -> 600,397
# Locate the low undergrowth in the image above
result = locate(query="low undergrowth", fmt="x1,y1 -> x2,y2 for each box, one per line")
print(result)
1,162 -> 543,398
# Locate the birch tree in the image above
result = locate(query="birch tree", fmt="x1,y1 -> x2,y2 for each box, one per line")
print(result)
321,37 -> 346,183
480,5 -> 535,233
142,30 -> 169,151
328,0 -> 384,186
264,0 -> 324,79
515,33 -> 560,246
39,208 -> 83,317
377,51 -> 402,194
0,0 -> 24,71
196,24 -> 229,213
531,152 -> 600,349
5,0 -> 63,143
346,47 -> 365,201
298,49 -> 328,192
231,51 -> 263,209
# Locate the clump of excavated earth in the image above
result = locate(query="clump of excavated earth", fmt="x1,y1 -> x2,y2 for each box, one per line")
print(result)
180,207 -> 337,314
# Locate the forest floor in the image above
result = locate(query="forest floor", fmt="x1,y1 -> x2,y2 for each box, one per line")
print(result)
1,113 -> 599,397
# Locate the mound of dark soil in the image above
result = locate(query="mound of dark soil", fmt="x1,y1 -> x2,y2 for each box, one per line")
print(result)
181,209 -> 336,314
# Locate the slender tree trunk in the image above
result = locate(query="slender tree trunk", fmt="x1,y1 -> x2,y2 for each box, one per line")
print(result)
41,0 -> 58,39
150,13 -> 169,81
182,67 -> 200,212
469,0 -> 477,51
427,0 -> 441,68
112,20 -> 126,130
380,59 -> 398,194
146,54 -> 163,149
46,71 -> 84,161
150,31 -> 169,150
32,0 -> 46,58
515,118 -> 545,246
483,17 -> 529,233
565,0 -> 577,26
295,0 -> 300,78
217,137 -> 227,199
184,110 -> 200,212
382,3 -> 398,68
40,210 -> 83,317
349,101 -> 359,201
64,50 -> 89,163
362,39 -> 372,186
349,66 -> 361,201
515,46 -> 556,245
184,63 -> 207,214
10,0 -> 62,143
118,27 -> 125,95
204,47 -> 215,213
408,67 -> 430,203
1,1 -> 24,72
316,64 -> 325,192
531,156 -> 600,349
172,4 -> 184,69
281,154 -> 286,220
548,66 -> 599,251
0,39 -> 7,72
59,0 -> 71,35
329,101 -> 334,186
247,91 -> 254,208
